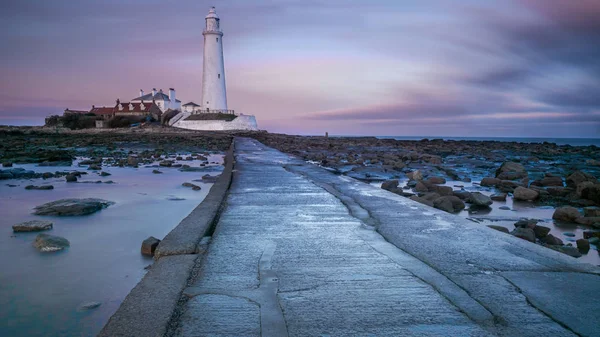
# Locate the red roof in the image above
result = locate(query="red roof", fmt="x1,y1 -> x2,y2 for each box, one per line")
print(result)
90,107 -> 114,115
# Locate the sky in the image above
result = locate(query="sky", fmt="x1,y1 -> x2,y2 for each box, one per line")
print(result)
1,0 -> 599,137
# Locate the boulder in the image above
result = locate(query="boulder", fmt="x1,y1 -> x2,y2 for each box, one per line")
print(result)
584,206 -> 600,217
495,162 -> 527,180
99,171 -> 111,177
12,220 -> 53,232
541,234 -> 563,246
2,161 -> 13,167
552,206 -> 582,222
558,246 -> 582,258
546,186 -> 571,197
514,219 -> 538,229
469,192 -> 493,206
576,181 -> 594,197
141,236 -> 161,256
490,193 -> 507,201
127,156 -> 139,167
566,171 -> 597,189
533,225 -> 551,238
576,239 -> 590,253
182,182 -> 201,191
33,198 -> 114,216
409,195 -> 434,207
581,184 -> 600,204
583,231 -> 600,239
511,227 -> 535,242
575,217 -> 600,226
453,190 -> 472,200
430,185 -> 453,196
381,180 -> 399,191
433,196 -> 465,213
88,164 -> 101,170
413,181 -> 429,193
425,176 -> 446,185
201,174 -> 220,183
152,169 -> 163,174
480,177 -> 500,187
65,174 -> 77,183
407,170 -> 423,181
531,175 -> 563,187
25,185 -> 54,190
33,234 -> 70,252
421,192 -> 441,201
513,186 -> 539,201
487,225 -> 509,233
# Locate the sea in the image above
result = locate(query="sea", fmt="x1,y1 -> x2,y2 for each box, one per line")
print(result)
374,136 -> 600,147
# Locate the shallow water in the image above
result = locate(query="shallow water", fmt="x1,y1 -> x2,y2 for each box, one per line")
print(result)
0,155 -> 223,337
376,179 -> 600,266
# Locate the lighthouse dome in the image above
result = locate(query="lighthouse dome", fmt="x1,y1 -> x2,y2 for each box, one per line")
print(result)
206,7 -> 219,19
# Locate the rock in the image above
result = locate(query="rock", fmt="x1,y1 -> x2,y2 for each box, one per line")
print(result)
583,231 -> 600,239
0,171 -> 14,179
430,185 -> 453,196
413,181 -> 429,193
533,225 -> 551,238
576,239 -> 590,253
563,232 -> 576,237
514,219 -> 538,229
141,236 -> 161,256
547,186 -> 571,197
566,170 -> 597,189
182,182 -> 201,191
79,302 -> 102,310
159,160 -> 173,167
584,206 -> 600,217
575,217 -> 600,226
469,192 -> 493,206
33,198 -> 114,216
407,170 -> 423,181
480,177 -> 501,187
433,196 -> 465,213
576,181 -> 594,198
406,180 -> 418,188
558,246 -> 582,258
552,206 -> 582,222
99,171 -> 111,177
42,172 -> 54,179
201,174 -> 220,183
152,169 -> 163,174
453,190 -> 472,200
495,162 -> 527,180
421,192 -> 441,201
2,161 -> 13,167
490,193 -> 507,201
25,185 -> 54,190
499,206 -> 511,210
12,220 -> 53,232
513,186 -> 539,201
511,227 -> 536,242
589,237 -> 600,245
541,234 -> 563,245
381,180 -> 399,191
425,176 -> 446,184
33,234 -> 70,252
127,156 -> 139,167
409,195 -> 434,207
531,176 -> 563,187
581,184 -> 600,204
487,225 -> 509,233
65,174 -> 77,183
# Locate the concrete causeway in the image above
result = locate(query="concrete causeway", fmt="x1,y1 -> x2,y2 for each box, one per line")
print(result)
164,138 -> 600,337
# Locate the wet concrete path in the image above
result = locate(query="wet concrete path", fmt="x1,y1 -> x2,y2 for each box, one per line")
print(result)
172,138 -> 600,337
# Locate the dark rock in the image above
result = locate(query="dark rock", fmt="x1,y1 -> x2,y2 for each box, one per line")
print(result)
583,231 -> 600,239
127,156 -> 139,167
576,181 -> 594,198
541,234 -> 563,245
430,185 -> 453,196
496,162 -> 527,180
490,193 -> 507,201
453,190 -> 472,200
12,220 -> 53,232
487,225 -> 509,233
566,171 -> 597,189
499,206 -> 511,210
575,217 -> 600,226
531,176 -> 563,187
33,233 -> 70,252
546,186 -> 572,197
2,162 -> 13,167
576,239 -> 590,253
552,206 -> 582,222
182,182 -> 201,191
409,195 -> 434,207
65,174 -> 77,183
514,219 -> 538,229
513,186 -> 539,201
413,181 -> 429,193
406,180 -> 418,188
42,172 -> 54,179
88,164 -> 102,170
25,185 -> 54,190
558,246 -> 582,258
433,196 -> 465,213
79,302 -> 101,310
421,192 -> 441,201
141,236 -> 161,256
159,160 -> 173,167
425,176 -> 446,185
581,184 -> 600,204
381,180 -> 399,191
406,170 -> 423,181
511,227 -> 536,242
469,192 -> 493,206
152,169 -> 163,174
583,206 -> 600,217
33,198 -> 114,216
532,225 -> 551,238
99,171 -> 111,177
480,177 -> 501,187
201,174 -> 220,183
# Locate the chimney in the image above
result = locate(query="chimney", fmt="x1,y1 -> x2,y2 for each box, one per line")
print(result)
152,88 -> 157,96
140,89 -> 144,97
169,88 -> 176,102
92,105 -> 95,109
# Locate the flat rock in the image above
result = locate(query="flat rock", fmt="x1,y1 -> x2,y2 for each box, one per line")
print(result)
33,233 -> 70,252
33,198 -> 114,216
490,193 -> 507,201
79,302 -> 102,310
487,225 -> 509,233
25,185 -> 54,190
13,220 -> 53,232
469,192 -> 493,206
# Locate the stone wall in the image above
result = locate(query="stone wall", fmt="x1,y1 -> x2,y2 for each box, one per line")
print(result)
173,114 -> 258,131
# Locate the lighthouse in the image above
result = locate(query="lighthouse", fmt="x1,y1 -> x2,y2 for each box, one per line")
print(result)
201,7 -> 228,112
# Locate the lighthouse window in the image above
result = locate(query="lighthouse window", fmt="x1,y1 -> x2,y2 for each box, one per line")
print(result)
218,74 -> 221,79
216,38 -> 219,42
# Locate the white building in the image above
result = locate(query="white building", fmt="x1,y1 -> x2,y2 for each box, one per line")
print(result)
132,88 -> 181,112
182,102 -> 202,113
200,7 -> 228,112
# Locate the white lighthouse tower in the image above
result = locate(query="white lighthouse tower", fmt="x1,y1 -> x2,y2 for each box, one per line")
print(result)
201,7 -> 228,112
